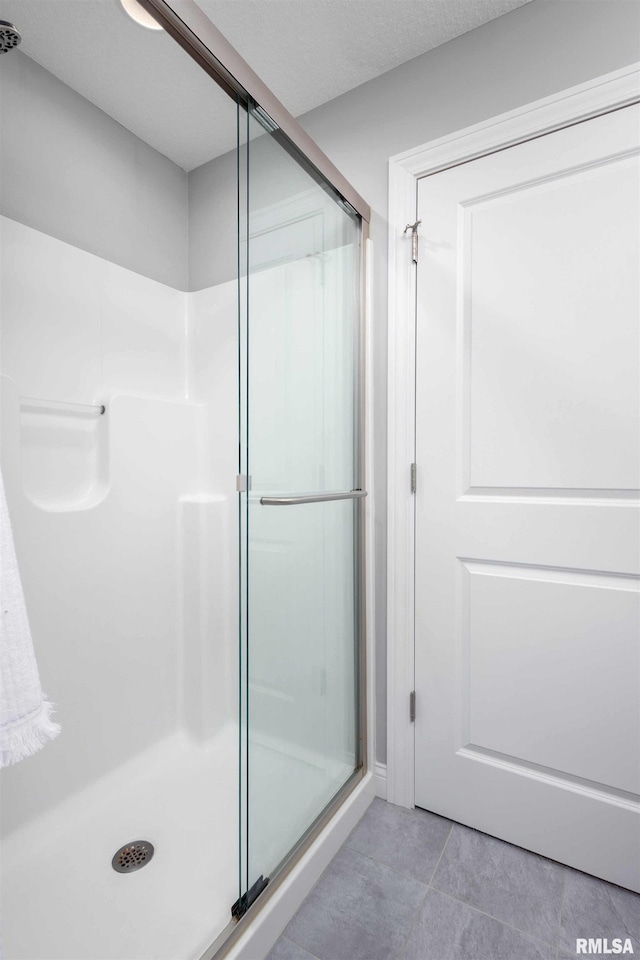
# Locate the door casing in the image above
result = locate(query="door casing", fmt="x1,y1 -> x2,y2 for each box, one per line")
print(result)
386,62 -> 640,811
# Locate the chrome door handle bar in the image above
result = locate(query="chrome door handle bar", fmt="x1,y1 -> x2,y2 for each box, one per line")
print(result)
260,490 -> 367,506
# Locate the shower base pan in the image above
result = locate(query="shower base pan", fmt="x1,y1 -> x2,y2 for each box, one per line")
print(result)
1,727 -> 238,960
1,728 -> 353,960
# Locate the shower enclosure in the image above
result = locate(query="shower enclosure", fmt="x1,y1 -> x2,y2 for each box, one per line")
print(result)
0,1 -> 370,957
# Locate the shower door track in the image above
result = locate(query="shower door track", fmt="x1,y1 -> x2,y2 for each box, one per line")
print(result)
135,0 -> 370,225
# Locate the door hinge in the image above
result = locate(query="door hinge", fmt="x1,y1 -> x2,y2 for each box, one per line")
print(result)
410,462 -> 417,494
236,474 -> 252,492
403,220 -> 422,264
409,690 -> 416,723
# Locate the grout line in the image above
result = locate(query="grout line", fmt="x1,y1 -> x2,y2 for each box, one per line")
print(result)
429,886 -> 560,950
397,884 -> 431,960
427,821 -> 454,888
280,933 -> 323,960
343,843 -> 431,887
350,816 -> 455,959
556,867 -> 568,959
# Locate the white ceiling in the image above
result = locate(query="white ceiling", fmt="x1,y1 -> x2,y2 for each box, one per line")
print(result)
196,0 -> 531,117
0,0 -> 530,171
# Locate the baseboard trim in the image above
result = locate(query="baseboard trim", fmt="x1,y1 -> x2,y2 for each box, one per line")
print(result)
375,762 -> 387,800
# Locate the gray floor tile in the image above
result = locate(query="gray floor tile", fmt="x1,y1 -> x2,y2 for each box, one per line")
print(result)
266,937 -> 319,960
403,888 -> 555,960
558,954 -> 626,960
432,824 -> 565,945
346,797 -> 452,884
284,845 -> 427,960
558,868 -> 640,957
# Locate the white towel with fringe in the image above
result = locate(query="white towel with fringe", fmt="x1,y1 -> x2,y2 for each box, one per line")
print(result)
0,467 -> 60,766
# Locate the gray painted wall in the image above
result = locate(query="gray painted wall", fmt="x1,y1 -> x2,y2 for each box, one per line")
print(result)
294,0 -> 640,765
0,51 -> 188,290
188,148 -> 237,290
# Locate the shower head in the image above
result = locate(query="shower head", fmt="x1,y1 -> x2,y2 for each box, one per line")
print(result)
0,20 -> 21,54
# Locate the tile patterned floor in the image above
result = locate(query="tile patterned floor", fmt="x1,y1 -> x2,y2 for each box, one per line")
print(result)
267,799 -> 640,960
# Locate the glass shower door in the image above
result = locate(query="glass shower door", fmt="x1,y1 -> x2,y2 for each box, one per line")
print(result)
238,101 -> 363,910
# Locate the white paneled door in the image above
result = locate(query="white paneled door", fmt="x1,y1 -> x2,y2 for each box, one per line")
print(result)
414,103 -> 640,891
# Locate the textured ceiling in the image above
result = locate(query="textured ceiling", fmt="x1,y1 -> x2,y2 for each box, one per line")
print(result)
195,0 -> 531,118
0,0 -> 530,171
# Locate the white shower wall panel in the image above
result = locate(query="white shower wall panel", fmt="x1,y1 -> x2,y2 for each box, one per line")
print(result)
0,217 -> 239,839
187,282 -> 238,491
0,380 -> 202,835
0,216 -> 188,405
179,495 -> 237,742
182,284 -> 239,742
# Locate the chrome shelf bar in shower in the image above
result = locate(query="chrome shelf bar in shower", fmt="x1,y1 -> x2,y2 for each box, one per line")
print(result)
259,490 -> 367,506
20,396 -> 106,416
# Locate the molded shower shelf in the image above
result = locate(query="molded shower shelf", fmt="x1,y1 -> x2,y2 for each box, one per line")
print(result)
15,391 -> 204,514
19,400 -> 109,512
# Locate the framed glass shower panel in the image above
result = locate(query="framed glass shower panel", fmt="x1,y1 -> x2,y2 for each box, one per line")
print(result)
238,100 -> 363,909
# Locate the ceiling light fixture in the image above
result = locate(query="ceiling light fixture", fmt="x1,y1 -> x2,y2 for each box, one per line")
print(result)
119,0 -> 163,30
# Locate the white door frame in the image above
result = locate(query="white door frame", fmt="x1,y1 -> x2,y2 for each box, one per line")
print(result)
386,62 -> 640,810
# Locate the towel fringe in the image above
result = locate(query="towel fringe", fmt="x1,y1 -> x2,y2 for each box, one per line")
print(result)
0,698 -> 61,768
